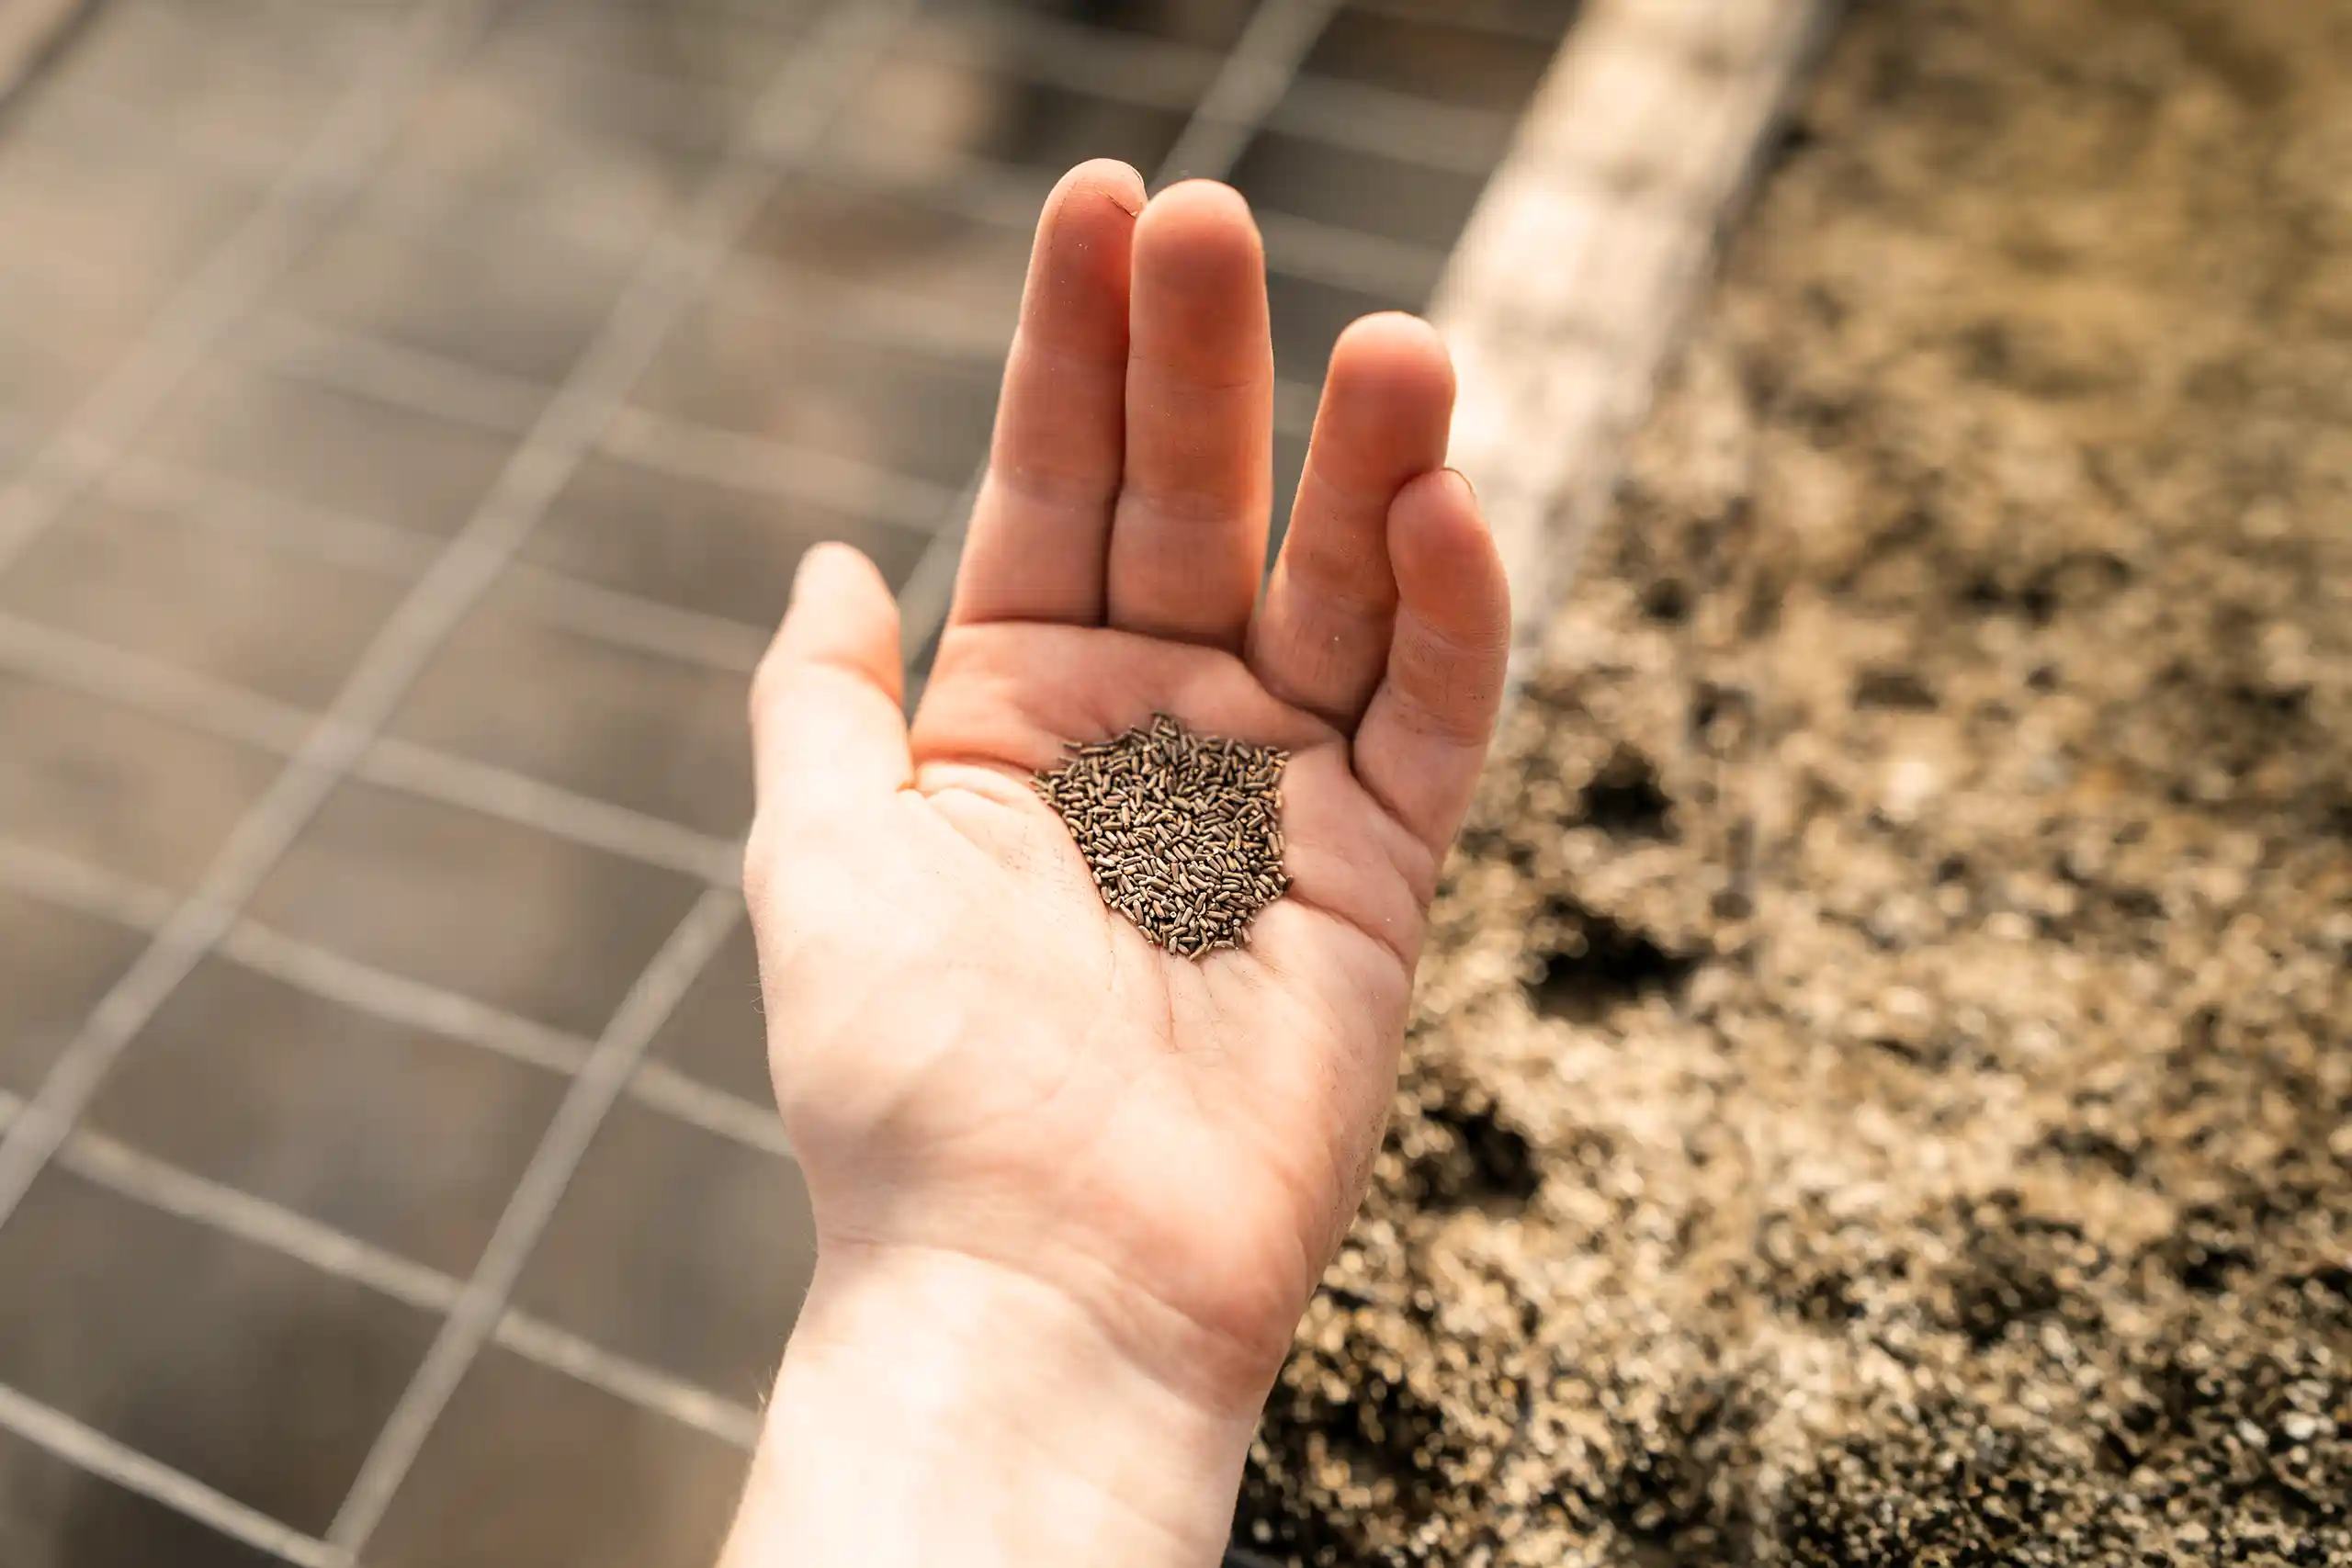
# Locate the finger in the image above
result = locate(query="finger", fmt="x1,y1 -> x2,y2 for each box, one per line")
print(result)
951,160 -> 1146,627
1106,180 -> 1273,651
1351,469 -> 1510,857
1247,313 -> 1454,728
750,543 -> 913,837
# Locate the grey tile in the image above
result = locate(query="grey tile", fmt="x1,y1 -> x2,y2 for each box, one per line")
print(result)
389,579 -> 754,839
40,0 -> 391,152
994,0 -> 1261,49
910,617 -> 944,690
85,958 -> 567,1279
0,110 -> 260,423
0,271 -> 135,428
834,50 -> 1188,186
646,921 -> 769,1106
0,671 -> 282,894
631,295 -> 999,487
529,451 -> 933,630
275,209 -> 638,386
1232,130 -> 1489,250
0,886 -> 146,1100
0,100 -> 264,332
513,1100 -> 814,1406
0,1168 -> 437,1536
0,1422 -> 285,1568
1308,7 -> 1559,110
370,38 -> 738,248
0,412 -> 34,473
733,172 -> 1035,327
490,0 -> 805,92
247,782 -> 706,1037
136,362 -> 517,538
365,1345 -> 748,1568
1265,270 -> 1406,382
0,494 -> 413,708
1271,423 -> 1311,565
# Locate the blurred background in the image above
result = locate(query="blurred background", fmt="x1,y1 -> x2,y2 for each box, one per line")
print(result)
0,0 -> 1580,1563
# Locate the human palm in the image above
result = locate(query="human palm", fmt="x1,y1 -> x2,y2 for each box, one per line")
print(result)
746,163 -> 1508,1415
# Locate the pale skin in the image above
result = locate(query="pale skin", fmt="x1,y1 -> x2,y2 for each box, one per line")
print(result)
723,160 -> 1510,1568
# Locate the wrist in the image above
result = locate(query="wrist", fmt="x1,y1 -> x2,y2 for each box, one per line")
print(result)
722,1247 -> 1261,1568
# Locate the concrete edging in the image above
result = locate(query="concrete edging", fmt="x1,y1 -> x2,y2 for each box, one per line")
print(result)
1434,0 -> 1836,678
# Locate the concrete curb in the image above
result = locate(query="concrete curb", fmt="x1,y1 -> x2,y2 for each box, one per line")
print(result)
1434,0 -> 1837,681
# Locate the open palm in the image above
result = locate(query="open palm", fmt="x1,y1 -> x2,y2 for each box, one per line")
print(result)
745,163 -> 1508,1413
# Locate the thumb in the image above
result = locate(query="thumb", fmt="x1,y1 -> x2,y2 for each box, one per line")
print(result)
749,543 -> 913,837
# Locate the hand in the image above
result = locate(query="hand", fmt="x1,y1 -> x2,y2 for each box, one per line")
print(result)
726,161 -> 1509,1568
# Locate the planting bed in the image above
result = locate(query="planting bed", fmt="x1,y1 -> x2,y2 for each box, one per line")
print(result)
1240,0 -> 2352,1561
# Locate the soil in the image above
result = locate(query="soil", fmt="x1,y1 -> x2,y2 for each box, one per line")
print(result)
1238,0 -> 2352,1562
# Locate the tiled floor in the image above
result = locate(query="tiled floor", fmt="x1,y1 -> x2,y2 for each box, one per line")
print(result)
0,0 -> 1577,1562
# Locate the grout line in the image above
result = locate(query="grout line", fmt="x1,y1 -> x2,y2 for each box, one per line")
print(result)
12,147 -> 1327,571
327,885 -> 747,1555
819,136 -> 1058,228
0,838 -> 181,931
106,454 -> 442,577
892,0 -> 1345,659
0,0 -> 490,581
40,12 -> 1503,288
1267,74 -> 1518,175
631,1061 -> 793,1161
254,315 -> 547,437
0,1086 -> 768,1461
359,739 -> 743,887
504,567 -> 773,676
0,612 -> 312,753
213,919 -> 593,1079
600,406 -> 959,536
0,612 -> 742,887
0,837 -> 786,1162
705,265 -> 1017,362
54,1113 -> 459,1315
276,267 -> 1324,458
1253,208 -> 1449,302
491,1313 -> 765,1450
0,1379 -> 334,1568
923,2 -> 1527,176
111,450 -> 774,677
1154,0 -> 1346,183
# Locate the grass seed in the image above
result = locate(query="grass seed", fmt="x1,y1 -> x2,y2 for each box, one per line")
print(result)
1033,713 -> 1291,958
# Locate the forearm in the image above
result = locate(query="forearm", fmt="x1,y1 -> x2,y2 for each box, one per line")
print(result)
720,1249 -> 1260,1568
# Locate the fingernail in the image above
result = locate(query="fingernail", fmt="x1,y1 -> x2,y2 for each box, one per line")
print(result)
1445,466 -> 1479,504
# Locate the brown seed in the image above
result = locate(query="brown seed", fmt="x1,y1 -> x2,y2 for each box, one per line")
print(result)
1033,714 -> 1289,958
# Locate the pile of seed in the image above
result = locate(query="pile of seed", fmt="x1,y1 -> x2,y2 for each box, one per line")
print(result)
1033,713 -> 1291,959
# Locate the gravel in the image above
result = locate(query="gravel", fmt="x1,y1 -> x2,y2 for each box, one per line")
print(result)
1238,0 -> 2352,1561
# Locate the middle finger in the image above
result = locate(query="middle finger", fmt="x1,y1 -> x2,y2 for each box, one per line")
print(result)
1104,180 -> 1274,652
